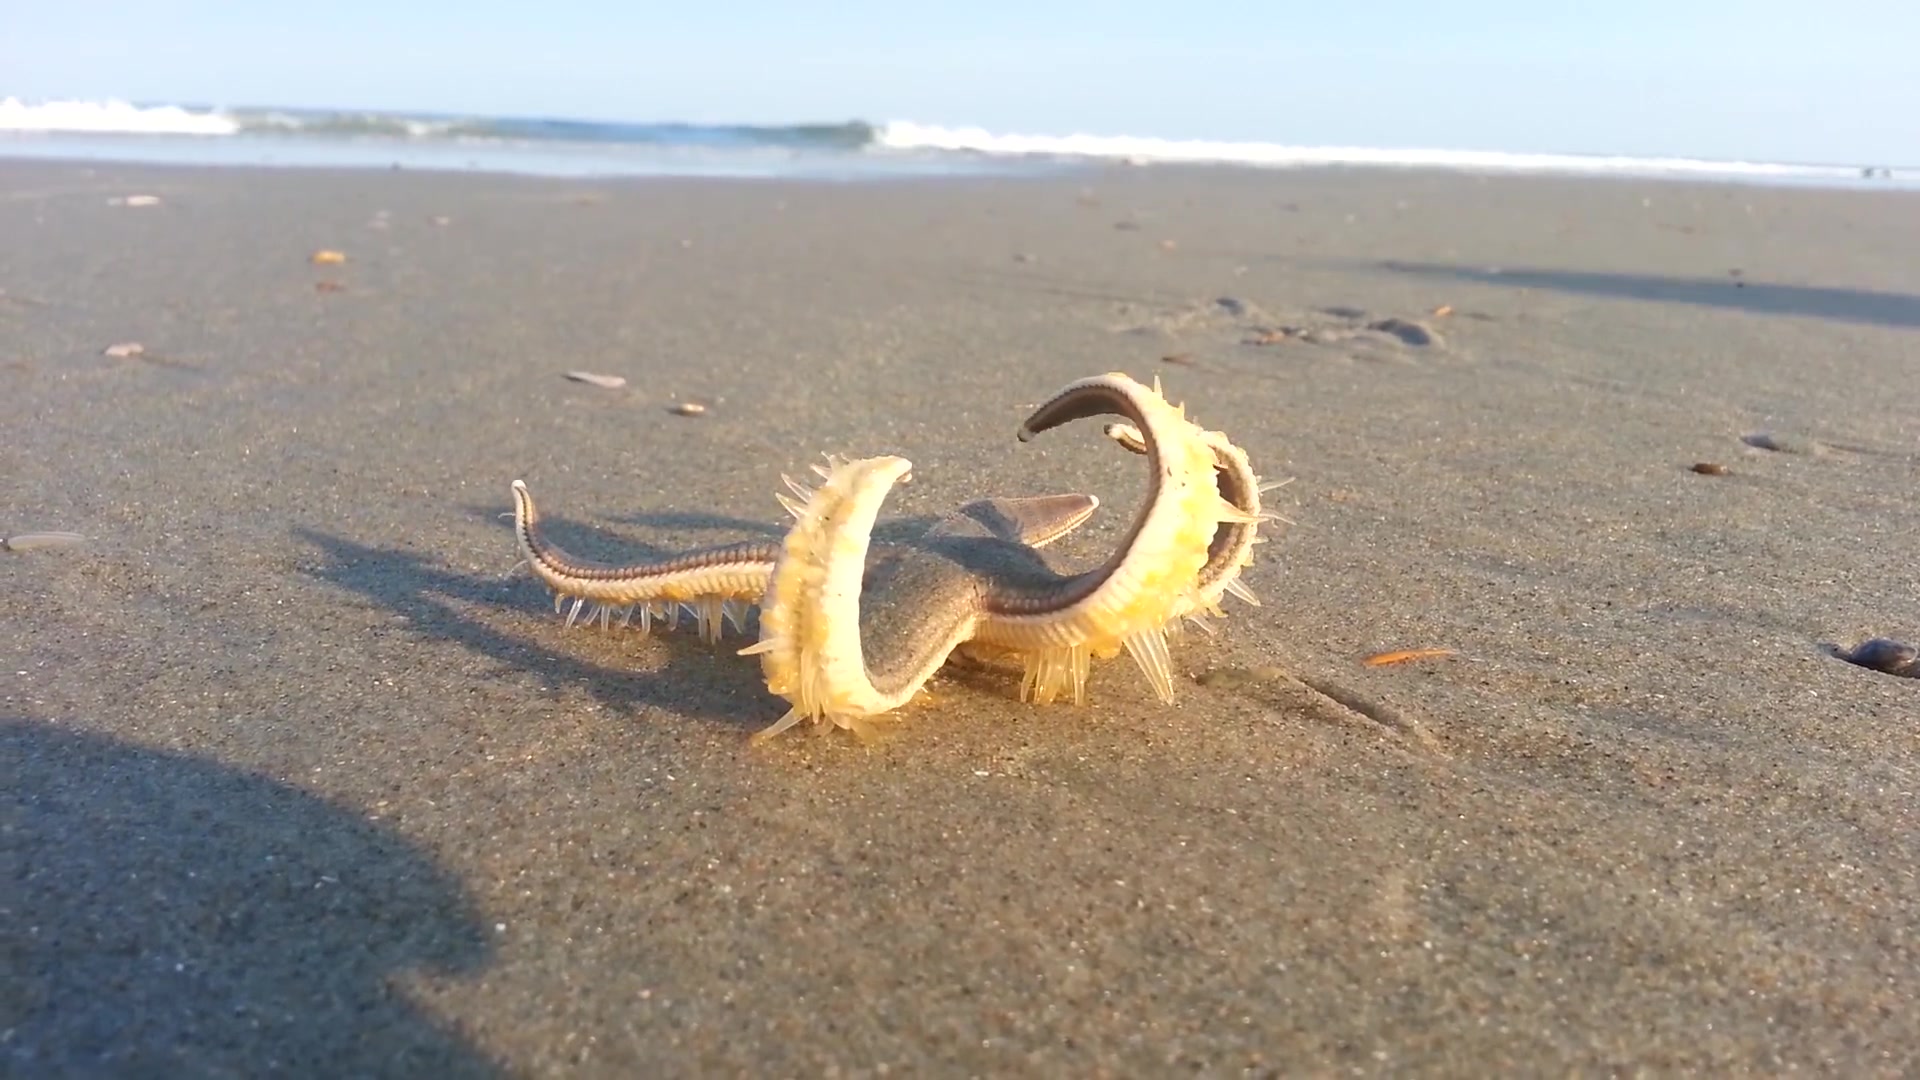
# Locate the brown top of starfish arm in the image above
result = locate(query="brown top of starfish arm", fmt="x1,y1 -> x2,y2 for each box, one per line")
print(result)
992,372 -> 1218,623
931,493 -> 1101,549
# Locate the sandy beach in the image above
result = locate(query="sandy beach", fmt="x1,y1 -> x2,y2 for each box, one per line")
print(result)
5,158 -> 1917,1076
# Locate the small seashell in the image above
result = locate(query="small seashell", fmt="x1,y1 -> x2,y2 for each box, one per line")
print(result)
102,342 -> 145,359
117,195 -> 162,207
563,371 -> 626,390
1690,462 -> 1730,475
668,401 -> 707,417
310,249 -> 347,265
1431,304 -> 1454,318
2,531 -> 87,553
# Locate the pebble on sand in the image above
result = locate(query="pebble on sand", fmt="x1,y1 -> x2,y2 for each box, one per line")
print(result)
1839,638 -> 1920,678
102,342 -> 145,359
310,249 -> 348,265
1690,462 -> 1730,475
668,402 -> 708,417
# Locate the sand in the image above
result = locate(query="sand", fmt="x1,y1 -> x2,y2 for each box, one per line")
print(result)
4,158 -> 1917,1077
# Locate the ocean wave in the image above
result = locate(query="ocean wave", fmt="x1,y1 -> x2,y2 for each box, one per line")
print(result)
873,121 -> 1894,183
0,97 -> 239,136
0,98 -> 875,149
4,99 -> 1906,186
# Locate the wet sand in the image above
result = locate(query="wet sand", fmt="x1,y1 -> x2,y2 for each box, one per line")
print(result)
4,159 -> 1917,1077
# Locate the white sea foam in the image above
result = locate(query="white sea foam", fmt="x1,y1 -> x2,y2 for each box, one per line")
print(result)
874,121 -> 1886,184
0,98 -> 239,136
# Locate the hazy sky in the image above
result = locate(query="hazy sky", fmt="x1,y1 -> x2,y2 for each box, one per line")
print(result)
3,0 -> 1915,163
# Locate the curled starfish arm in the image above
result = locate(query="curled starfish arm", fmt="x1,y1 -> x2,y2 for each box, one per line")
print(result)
509,479 -> 779,643
746,455 -> 970,742
980,372 -> 1240,705
1101,421 -> 1291,623
746,463 -> 1117,743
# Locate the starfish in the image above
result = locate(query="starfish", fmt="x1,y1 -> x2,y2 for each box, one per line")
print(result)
508,372 -> 1284,742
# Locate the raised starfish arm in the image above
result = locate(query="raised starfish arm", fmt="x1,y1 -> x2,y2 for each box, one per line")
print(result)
979,371 -> 1255,706
931,493 -> 1101,548
508,479 -> 779,644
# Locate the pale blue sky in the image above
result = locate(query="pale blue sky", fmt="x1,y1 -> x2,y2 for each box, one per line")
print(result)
3,0 -> 1915,164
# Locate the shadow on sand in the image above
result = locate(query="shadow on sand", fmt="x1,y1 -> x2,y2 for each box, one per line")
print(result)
7,718 -> 502,1078
293,505 -> 950,733
293,526 -> 769,730
1373,261 -> 1920,329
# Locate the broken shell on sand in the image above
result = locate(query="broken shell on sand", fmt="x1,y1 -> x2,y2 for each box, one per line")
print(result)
2,532 -> 88,553
564,371 -> 627,390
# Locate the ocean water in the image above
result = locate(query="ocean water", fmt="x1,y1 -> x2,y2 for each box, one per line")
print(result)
3,98 -> 1915,189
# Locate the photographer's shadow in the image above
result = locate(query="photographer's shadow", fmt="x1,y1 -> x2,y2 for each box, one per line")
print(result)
7,718 -> 503,1077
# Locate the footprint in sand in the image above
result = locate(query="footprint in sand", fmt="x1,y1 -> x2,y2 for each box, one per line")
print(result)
1741,431 -> 1833,456
1113,297 -> 1464,368
1248,307 -> 1449,365
1738,430 -> 1920,468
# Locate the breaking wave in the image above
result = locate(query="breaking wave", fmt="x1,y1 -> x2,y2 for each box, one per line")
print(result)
0,97 -> 240,136
0,98 -> 874,149
2,99 -> 1908,186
